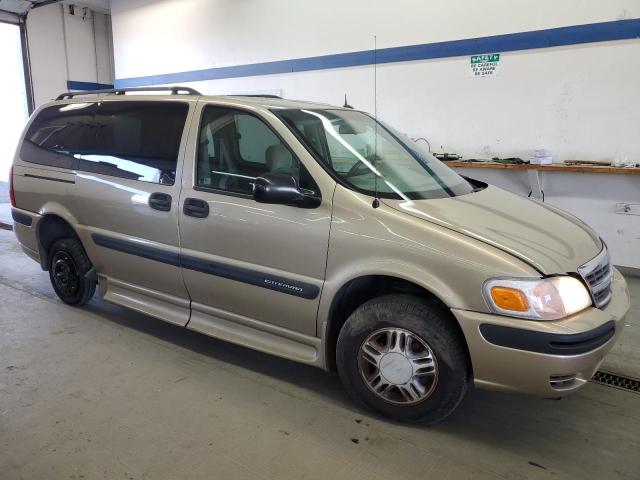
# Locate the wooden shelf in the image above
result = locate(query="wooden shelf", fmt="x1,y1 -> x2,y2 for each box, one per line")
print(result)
445,161 -> 640,175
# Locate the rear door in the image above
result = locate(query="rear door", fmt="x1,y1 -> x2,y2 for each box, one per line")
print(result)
179,102 -> 334,337
72,98 -> 196,325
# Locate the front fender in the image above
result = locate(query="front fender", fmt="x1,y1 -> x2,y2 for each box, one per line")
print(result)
318,259 -> 466,332
318,185 -> 540,337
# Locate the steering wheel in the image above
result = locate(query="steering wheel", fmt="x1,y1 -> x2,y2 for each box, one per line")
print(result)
345,161 -> 372,179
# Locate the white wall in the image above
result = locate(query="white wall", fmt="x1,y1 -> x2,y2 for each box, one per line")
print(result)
110,0 -> 640,162
26,4 -> 67,106
109,0 -> 640,268
27,2 -> 114,107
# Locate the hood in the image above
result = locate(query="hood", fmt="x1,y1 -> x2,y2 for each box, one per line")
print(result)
383,186 -> 602,274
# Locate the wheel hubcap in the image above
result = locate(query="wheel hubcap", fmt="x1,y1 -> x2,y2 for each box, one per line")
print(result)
379,352 -> 413,384
358,327 -> 438,405
52,251 -> 80,297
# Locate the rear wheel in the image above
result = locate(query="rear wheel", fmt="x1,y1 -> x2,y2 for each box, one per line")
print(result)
48,238 -> 96,306
336,294 -> 469,424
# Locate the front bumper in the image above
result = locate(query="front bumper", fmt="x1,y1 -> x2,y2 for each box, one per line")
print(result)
453,267 -> 630,397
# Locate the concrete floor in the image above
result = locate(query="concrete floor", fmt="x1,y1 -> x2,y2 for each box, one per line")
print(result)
1,226 -> 639,480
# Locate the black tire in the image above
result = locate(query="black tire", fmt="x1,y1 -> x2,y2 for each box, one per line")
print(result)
48,238 -> 96,306
336,294 -> 470,425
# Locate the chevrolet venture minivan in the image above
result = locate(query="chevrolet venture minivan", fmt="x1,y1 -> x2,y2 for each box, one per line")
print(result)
10,87 -> 630,424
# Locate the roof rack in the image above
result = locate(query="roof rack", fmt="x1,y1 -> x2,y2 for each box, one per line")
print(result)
229,94 -> 282,99
56,86 -> 202,101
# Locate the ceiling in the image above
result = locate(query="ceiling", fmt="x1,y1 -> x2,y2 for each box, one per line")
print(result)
0,0 -> 110,16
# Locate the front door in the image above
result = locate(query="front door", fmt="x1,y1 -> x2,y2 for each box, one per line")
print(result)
179,103 -> 333,337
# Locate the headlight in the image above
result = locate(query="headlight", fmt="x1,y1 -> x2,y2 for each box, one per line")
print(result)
483,276 -> 592,320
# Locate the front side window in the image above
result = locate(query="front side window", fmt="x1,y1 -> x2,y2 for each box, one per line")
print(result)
276,109 -> 474,200
197,106 -> 317,196
22,101 -> 189,185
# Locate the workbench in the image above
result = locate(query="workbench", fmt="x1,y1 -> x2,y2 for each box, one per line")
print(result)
444,161 -> 640,175
446,161 -> 640,201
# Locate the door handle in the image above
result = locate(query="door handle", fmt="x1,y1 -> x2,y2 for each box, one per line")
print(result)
149,192 -> 172,211
183,198 -> 209,218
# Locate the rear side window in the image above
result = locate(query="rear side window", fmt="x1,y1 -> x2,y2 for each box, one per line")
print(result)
22,101 -> 189,185
21,102 -> 99,170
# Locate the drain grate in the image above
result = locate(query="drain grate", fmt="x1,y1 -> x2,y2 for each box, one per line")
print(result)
592,370 -> 640,394
0,222 -> 12,231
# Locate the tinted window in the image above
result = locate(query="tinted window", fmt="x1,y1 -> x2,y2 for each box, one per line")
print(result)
21,102 -> 99,170
22,101 -> 189,185
197,106 -> 317,196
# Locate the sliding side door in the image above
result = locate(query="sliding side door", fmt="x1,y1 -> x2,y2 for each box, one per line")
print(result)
73,98 -> 196,325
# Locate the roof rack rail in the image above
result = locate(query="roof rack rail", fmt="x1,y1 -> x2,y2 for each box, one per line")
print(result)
56,86 -> 202,101
228,94 -> 282,99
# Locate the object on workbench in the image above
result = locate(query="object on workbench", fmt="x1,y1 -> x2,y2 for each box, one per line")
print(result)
412,137 -> 431,152
564,160 -> 612,166
612,157 -> 636,168
531,149 -> 552,165
434,153 -> 461,161
461,157 -> 528,165
492,157 -> 528,165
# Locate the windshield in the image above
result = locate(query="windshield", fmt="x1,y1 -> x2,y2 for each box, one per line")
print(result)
276,108 -> 474,200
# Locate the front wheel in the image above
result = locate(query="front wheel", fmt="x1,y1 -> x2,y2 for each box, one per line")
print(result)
336,294 -> 470,425
48,238 -> 96,306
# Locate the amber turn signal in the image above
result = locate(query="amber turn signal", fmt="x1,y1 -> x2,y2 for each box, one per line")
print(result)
490,286 -> 529,312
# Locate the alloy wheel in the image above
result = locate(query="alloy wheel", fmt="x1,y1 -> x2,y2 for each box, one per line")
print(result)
358,327 -> 438,405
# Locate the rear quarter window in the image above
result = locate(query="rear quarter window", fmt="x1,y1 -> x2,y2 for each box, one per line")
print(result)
21,102 -> 99,170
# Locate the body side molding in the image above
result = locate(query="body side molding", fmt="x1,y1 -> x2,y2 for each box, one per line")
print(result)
91,233 -> 320,299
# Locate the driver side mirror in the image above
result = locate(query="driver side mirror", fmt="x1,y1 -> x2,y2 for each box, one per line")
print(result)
253,173 -> 321,208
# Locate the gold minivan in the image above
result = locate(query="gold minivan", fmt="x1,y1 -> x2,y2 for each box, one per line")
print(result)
10,87 -> 630,424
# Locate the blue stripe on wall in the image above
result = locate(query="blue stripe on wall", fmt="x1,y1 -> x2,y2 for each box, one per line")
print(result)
115,19 -> 640,88
67,81 -> 115,90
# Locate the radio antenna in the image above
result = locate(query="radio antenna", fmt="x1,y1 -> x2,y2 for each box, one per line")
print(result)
372,35 -> 380,209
